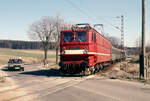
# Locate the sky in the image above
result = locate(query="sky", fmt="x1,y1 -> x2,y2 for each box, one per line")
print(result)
0,0 -> 149,47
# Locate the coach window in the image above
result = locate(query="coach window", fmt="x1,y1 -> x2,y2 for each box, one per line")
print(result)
63,32 -> 74,42
76,32 -> 87,42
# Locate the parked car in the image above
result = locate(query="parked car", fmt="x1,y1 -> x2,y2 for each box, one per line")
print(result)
8,58 -> 24,71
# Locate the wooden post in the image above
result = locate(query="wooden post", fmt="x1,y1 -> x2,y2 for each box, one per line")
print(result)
140,0 -> 146,79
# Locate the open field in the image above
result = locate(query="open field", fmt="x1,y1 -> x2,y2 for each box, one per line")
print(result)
0,48 -> 57,65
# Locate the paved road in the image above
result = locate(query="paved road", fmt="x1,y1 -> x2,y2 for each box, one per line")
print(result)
0,64 -> 150,101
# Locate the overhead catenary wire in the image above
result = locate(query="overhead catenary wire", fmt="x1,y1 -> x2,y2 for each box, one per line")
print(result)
66,0 -> 96,23
65,0 -> 122,31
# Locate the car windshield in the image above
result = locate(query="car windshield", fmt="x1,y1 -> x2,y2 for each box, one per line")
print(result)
63,32 -> 74,42
76,32 -> 87,42
8,59 -> 22,64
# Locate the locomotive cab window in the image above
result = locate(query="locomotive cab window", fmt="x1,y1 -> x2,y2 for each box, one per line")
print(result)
63,32 -> 74,42
76,32 -> 87,42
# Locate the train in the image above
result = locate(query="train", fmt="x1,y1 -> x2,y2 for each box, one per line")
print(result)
59,23 -> 126,74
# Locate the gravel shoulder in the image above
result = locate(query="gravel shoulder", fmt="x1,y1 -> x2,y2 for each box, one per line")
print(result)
0,65 -> 16,90
0,65 -> 23,101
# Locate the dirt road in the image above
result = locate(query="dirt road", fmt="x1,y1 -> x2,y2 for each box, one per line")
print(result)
0,63 -> 150,101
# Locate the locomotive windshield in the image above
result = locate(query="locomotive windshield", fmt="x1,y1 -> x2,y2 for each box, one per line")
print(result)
63,32 -> 74,42
76,32 -> 87,42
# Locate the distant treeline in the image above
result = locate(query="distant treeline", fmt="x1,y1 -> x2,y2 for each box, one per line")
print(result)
0,40 -> 56,49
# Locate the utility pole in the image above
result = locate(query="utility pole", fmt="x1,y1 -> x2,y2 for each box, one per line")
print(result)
140,0 -> 146,78
116,15 -> 124,51
121,15 -> 124,52
116,15 -> 124,56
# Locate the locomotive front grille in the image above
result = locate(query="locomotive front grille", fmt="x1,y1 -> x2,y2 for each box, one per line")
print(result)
61,55 -> 88,62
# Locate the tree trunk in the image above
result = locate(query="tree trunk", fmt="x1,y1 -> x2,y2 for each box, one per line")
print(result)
43,39 -> 48,66
44,47 -> 47,65
56,47 -> 58,64
56,34 -> 60,64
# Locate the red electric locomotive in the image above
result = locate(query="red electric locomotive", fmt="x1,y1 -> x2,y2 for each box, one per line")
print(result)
59,23 -> 125,74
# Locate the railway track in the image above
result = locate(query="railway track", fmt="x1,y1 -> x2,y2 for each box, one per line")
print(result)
0,79 -> 73,101
0,73 -> 96,101
96,64 -> 116,75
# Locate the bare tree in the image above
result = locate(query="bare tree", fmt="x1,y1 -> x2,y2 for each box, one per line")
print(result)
54,15 -> 71,64
54,15 -> 63,64
28,17 -> 56,65
107,36 -> 121,48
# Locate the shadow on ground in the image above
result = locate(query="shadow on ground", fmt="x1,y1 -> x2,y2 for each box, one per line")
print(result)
19,69 -> 86,77
20,69 -> 61,77
1,67 -> 87,77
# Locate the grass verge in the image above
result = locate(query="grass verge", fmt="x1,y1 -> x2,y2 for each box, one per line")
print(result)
0,48 -> 56,65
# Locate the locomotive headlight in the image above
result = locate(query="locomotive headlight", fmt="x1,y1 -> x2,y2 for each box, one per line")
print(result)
62,50 -> 65,54
83,49 -> 88,54
62,47 -> 66,54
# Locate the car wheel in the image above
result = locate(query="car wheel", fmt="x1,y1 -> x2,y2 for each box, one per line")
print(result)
21,67 -> 24,71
